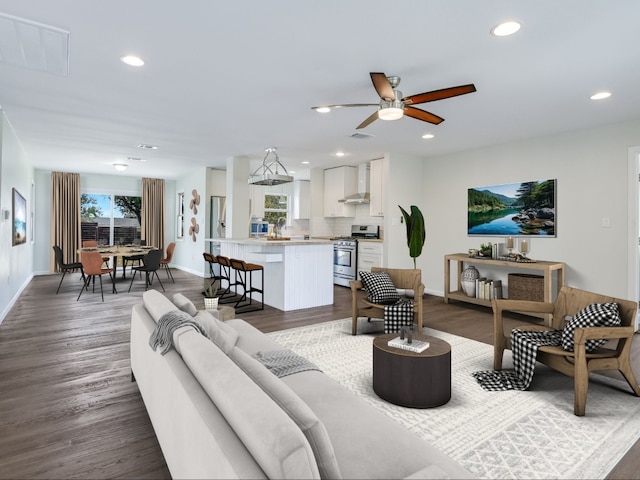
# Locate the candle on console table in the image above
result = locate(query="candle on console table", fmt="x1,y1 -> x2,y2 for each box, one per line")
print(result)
520,239 -> 529,254
506,236 -> 514,249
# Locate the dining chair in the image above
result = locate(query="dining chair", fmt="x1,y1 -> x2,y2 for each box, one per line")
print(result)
122,240 -> 146,278
82,240 -> 109,267
128,249 -> 165,292
160,242 -> 176,283
53,245 -> 86,294
77,251 -> 117,302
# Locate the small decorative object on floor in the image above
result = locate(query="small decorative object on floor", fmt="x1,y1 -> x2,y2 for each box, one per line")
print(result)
461,265 -> 479,297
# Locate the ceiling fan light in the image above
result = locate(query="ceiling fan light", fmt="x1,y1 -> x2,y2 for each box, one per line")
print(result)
378,107 -> 403,121
315,107 -> 331,113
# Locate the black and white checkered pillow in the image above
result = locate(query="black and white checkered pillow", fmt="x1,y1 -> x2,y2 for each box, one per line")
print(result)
359,271 -> 400,304
561,302 -> 621,352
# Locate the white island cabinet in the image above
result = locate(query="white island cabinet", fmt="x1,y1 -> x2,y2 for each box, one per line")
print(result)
216,238 -> 334,311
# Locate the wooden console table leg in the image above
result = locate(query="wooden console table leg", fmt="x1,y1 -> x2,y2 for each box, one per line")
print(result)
444,256 -> 451,303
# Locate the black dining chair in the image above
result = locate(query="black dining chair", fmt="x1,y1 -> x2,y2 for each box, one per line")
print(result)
122,240 -> 146,279
128,249 -> 165,292
53,245 -> 86,294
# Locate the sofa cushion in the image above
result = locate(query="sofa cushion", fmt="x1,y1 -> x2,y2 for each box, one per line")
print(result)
561,302 -> 622,352
229,346 -> 342,480
172,293 -> 198,316
179,332 -> 321,480
359,271 -> 400,304
143,289 -> 180,323
194,310 -> 238,354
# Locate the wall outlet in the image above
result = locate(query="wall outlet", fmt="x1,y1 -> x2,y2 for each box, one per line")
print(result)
602,217 -> 610,228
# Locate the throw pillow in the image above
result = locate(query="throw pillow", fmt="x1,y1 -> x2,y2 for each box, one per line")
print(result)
359,271 -> 400,304
561,302 -> 621,352
172,293 -> 198,316
229,347 -> 343,480
194,310 -> 239,354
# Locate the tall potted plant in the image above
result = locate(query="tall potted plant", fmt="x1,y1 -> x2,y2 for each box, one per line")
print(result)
399,205 -> 426,269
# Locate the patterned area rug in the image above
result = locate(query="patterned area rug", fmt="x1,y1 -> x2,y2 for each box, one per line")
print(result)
267,318 -> 640,479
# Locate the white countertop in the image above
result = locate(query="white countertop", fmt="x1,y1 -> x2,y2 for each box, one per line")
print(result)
211,237 -> 333,246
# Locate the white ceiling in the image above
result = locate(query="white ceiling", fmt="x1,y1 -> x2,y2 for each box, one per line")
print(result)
0,1 -> 639,180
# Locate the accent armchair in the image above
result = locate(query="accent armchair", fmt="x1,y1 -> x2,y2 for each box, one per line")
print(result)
492,285 -> 640,416
350,267 -> 424,336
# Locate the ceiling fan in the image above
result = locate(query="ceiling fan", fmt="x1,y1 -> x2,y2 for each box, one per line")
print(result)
311,72 -> 476,129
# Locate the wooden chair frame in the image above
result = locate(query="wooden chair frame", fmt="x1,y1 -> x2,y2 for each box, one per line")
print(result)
492,285 -> 640,416
350,267 -> 424,336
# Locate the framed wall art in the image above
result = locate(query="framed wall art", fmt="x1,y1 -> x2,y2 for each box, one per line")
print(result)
12,188 -> 27,246
467,179 -> 556,237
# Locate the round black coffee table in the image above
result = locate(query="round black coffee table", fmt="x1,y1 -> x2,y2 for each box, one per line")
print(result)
372,333 -> 451,408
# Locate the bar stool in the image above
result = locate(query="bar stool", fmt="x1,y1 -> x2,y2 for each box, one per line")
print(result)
229,258 -> 264,312
216,255 -> 237,302
203,252 -> 219,281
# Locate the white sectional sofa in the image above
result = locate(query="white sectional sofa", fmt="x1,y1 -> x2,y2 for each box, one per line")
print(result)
130,289 -> 473,479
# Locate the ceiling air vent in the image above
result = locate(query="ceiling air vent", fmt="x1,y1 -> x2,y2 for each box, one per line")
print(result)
350,132 -> 375,139
0,13 -> 70,75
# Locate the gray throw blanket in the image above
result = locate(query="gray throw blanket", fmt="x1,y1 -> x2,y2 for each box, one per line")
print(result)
384,299 -> 414,333
254,350 -> 322,378
149,310 -> 209,355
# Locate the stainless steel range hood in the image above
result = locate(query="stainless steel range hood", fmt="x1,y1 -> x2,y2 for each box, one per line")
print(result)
340,192 -> 370,204
248,147 -> 294,186
339,163 -> 370,204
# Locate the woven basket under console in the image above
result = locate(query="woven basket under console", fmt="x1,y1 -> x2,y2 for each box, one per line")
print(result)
508,273 -> 544,302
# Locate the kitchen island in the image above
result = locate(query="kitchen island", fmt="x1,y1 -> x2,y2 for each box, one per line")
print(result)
214,238 -> 334,311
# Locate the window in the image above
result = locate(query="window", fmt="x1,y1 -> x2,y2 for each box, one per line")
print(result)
176,191 -> 185,240
81,193 -> 142,245
263,194 -> 288,226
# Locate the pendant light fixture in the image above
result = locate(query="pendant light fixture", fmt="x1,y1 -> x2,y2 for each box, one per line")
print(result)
248,147 -> 294,186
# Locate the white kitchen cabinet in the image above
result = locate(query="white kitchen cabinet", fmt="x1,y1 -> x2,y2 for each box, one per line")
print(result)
324,166 -> 356,217
369,158 -> 385,217
292,180 -> 310,219
357,241 -> 383,273
250,185 -> 266,218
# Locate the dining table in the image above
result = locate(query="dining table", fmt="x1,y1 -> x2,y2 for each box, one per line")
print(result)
78,245 -> 156,279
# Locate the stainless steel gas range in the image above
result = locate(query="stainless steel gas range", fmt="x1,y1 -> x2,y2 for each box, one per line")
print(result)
332,224 -> 379,287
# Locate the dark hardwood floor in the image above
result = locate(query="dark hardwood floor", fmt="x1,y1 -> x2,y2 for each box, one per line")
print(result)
0,269 -> 637,479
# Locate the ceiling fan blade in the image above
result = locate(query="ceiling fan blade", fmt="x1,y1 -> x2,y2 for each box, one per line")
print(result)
404,84 -> 476,105
356,110 -> 380,129
311,103 -> 379,110
370,72 -> 395,101
404,106 -> 445,125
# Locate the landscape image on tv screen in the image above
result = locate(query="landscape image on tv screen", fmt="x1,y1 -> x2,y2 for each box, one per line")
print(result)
467,179 -> 556,237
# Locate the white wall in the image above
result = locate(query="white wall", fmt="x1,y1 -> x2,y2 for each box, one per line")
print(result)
419,120 -> 640,300
173,167 -> 208,276
384,153 -> 425,269
0,113 -> 34,323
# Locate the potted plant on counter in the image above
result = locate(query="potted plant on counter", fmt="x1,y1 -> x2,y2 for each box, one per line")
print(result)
203,281 -> 219,310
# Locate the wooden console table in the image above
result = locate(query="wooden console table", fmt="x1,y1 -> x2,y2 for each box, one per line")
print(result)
444,253 -> 565,311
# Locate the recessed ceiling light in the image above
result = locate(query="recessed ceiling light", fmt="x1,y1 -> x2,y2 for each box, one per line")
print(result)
120,55 -> 144,67
314,107 -> 331,113
127,156 -> 147,162
137,144 -> 158,150
335,151 -> 346,157
590,91 -> 611,100
301,161 -> 310,164
422,133 -> 435,139
113,163 -> 128,171
491,21 -> 521,37
289,170 -> 296,174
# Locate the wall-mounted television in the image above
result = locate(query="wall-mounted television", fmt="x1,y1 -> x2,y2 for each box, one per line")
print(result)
467,179 -> 556,237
